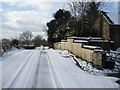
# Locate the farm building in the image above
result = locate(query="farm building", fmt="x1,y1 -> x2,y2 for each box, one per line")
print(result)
54,11 -> 120,69
93,11 -> 120,50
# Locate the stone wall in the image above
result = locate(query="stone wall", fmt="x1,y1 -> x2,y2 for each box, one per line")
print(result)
92,51 -> 103,68
67,39 -> 74,52
61,41 -> 68,50
58,43 -> 61,50
81,48 -> 93,62
54,38 -> 105,68
102,16 -> 110,40
93,14 -> 110,40
54,43 -> 58,50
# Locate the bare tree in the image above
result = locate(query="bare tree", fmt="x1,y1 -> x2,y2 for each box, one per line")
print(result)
19,31 -> 33,45
68,0 -> 89,19
68,0 -> 107,37
68,1 -> 77,18
33,35 -> 42,46
68,0 -> 89,36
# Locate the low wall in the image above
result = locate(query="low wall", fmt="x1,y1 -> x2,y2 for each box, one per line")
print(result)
61,42 -> 67,50
58,43 -> 61,50
81,48 -> 93,62
73,43 -> 82,57
54,38 -> 105,68
54,43 -> 58,50
92,51 -> 103,67
67,39 -> 74,52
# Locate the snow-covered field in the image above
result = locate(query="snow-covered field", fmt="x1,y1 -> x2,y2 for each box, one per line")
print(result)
0,48 -> 119,88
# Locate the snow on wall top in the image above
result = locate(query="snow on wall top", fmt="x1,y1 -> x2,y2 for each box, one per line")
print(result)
61,40 -> 67,42
89,40 -> 114,43
83,45 -> 102,50
68,37 -> 102,40
74,40 -> 88,43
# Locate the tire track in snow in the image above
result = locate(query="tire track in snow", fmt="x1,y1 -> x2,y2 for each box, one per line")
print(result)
3,51 -> 34,88
32,50 -> 42,88
12,50 -> 40,88
3,49 -> 62,88
2,50 -> 32,69
34,50 -> 61,88
47,51 -> 63,88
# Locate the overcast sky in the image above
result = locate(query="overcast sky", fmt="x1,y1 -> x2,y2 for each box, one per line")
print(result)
0,0 -> 119,40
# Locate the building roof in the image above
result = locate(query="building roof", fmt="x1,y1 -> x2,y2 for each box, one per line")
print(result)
101,11 -> 120,25
107,13 -> 120,25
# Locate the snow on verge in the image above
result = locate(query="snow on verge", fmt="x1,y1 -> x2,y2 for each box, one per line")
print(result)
58,50 -> 119,76
1,48 -> 22,59
48,49 -> 118,88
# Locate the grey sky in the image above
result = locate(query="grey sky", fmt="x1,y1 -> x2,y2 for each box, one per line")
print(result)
0,0 -> 119,40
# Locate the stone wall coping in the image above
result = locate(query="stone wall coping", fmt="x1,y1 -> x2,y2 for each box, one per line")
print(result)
89,40 -> 115,43
67,36 -> 79,39
94,49 -> 104,52
68,36 -> 102,40
61,40 -> 67,42
74,40 -> 88,43
82,45 -> 102,50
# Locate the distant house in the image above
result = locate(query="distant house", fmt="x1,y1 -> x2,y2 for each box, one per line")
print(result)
93,11 -> 120,49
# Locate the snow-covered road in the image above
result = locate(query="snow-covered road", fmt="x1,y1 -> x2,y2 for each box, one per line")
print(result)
1,49 -> 60,88
0,48 -> 119,88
